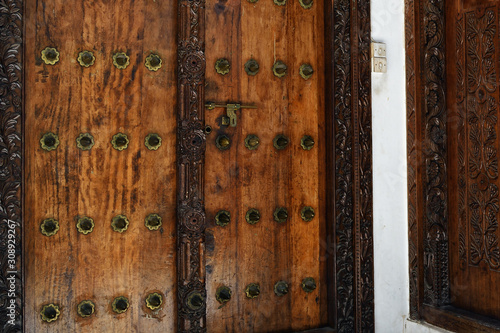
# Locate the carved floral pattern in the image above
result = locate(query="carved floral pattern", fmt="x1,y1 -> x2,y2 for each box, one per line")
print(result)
0,0 -> 22,332
465,9 -> 500,270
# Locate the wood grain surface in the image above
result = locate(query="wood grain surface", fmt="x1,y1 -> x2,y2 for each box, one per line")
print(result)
203,0 -> 328,330
24,0 -> 178,331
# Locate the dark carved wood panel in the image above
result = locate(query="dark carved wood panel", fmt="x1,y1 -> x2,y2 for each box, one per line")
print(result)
0,0 -> 22,331
407,0 -> 500,329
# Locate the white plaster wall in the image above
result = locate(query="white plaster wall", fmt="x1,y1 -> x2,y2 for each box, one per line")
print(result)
370,0 -> 451,332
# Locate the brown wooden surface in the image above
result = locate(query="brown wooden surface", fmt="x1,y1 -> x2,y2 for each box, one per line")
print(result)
203,0 -> 327,331
421,305 -> 500,333
446,0 -> 500,321
24,0 -> 177,331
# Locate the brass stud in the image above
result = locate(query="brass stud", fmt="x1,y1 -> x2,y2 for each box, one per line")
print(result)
76,133 -> 95,151
216,134 -> 231,151
299,0 -> 313,9
145,292 -> 163,310
186,291 -> 204,311
245,283 -> 260,298
301,135 -> 315,150
301,206 -> 315,222
41,47 -> 60,65
145,53 -> 162,71
40,132 -> 60,151
112,296 -> 129,314
205,125 -> 213,135
244,59 -> 260,76
274,0 -> 286,5
244,134 -> 260,150
40,218 -> 59,237
113,52 -> 130,69
216,286 -> 232,304
299,63 -> 314,79
272,60 -> 287,77
111,133 -> 129,151
145,213 -> 162,231
111,215 -> 129,233
77,300 -> 95,318
273,207 -> 288,223
77,51 -> 95,67
76,216 -> 95,235
40,303 -> 61,322
245,208 -> 260,225
273,134 -> 289,150
301,277 -> 317,293
145,133 -> 162,150
215,58 -> 230,75
274,281 -> 289,296
215,210 -> 231,227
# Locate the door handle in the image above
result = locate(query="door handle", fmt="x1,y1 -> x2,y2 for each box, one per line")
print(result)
205,102 -> 257,127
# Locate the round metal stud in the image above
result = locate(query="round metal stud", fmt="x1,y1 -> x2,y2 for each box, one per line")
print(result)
301,206 -> 315,222
77,300 -> 95,318
301,277 -> 317,293
273,134 -> 289,150
145,292 -> 163,310
244,134 -> 260,150
301,135 -> 315,150
216,134 -> 231,151
40,303 -> 60,323
76,133 -> 95,151
216,286 -> 232,304
299,0 -> 313,8
205,125 -> 213,135
274,0 -> 287,5
244,59 -> 260,76
145,133 -> 162,150
111,133 -> 129,151
245,283 -> 260,298
40,132 -> 60,151
186,291 -> 204,311
245,208 -> 260,225
76,216 -> 95,235
215,58 -> 230,75
111,215 -> 129,233
274,281 -> 289,296
299,63 -> 314,79
112,296 -> 129,314
40,218 -> 59,237
273,207 -> 288,223
145,54 -> 162,71
77,51 -> 95,68
113,52 -> 130,70
41,47 -> 60,65
247,0 -> 258,3
215,210 -> 231,227
145,213 -> 162,231
272,60 -> 287,77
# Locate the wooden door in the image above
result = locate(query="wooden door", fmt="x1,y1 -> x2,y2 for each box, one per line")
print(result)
447,0 -> 500,320
18,0 -> 375,331
24,0 -> 178,331
203,0 -> 328,331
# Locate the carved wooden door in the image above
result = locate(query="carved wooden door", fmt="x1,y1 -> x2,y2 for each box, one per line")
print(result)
23,0 -> 332,331
447,0 -> 500,321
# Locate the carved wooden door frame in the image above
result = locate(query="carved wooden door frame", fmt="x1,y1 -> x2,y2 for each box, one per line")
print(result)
0,0 -> 374,331
406,0 -> 500,331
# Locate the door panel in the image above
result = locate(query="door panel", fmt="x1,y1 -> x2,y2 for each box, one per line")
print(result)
24,0 -> 177,331
447,0 -> 500,320
204,0 -> 328,330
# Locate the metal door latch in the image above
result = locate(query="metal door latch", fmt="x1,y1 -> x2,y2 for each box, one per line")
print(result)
205,102 -> 257,127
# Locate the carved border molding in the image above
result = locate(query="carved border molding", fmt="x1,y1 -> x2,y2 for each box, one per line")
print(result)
0,0 -> 23,331
333,0 -> 374,331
